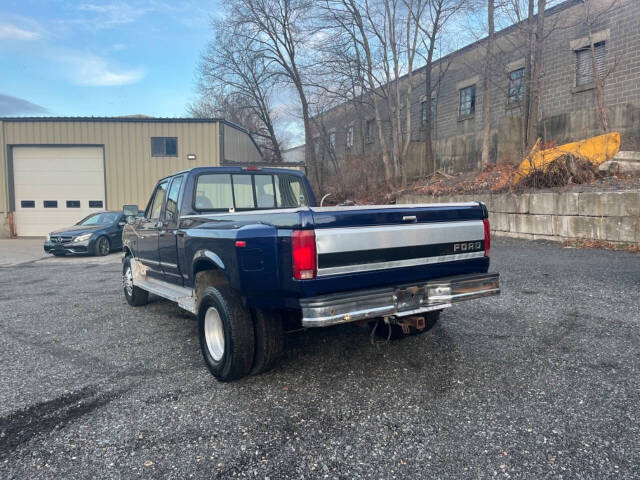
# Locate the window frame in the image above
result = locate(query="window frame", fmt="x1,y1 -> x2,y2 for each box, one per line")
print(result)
365,119 -> 375,143
507,68 -> 525,105
328,132 -> 336,151
346,126 -> 354,148
459,85 -> 476,119
163,175 -> 184,226
151,137 -> 178,157
145,180 -> 169,220
575,41 -> 606,88
192,172 -> 308,212
421,99 -> 436,126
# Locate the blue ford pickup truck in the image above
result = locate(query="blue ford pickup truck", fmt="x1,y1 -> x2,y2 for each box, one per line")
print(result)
122,167 -> 500,381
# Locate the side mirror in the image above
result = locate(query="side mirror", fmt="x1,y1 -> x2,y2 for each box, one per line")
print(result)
123,205 -> 139,217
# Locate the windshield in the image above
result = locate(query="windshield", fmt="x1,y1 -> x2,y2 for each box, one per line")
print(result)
77,212 -> 120,226
195,172 -> 309,211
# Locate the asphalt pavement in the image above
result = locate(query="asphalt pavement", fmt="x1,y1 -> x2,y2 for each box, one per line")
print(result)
0,238 -> 638,479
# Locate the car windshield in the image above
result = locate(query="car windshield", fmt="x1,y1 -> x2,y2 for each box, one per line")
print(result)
77,212 -> 120,226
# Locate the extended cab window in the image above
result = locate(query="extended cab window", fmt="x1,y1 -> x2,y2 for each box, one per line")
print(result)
195,172 -> 307,211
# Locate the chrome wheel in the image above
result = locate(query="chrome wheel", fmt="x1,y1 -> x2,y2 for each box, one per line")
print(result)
123,266 -> 133,296
204,306 -> 225,362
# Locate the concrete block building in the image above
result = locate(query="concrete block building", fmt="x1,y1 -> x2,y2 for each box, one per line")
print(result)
0,117 -> 262,237
312,0 -> 640,177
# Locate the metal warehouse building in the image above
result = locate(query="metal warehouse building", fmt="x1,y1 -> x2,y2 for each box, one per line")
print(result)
0,117 -> 262,237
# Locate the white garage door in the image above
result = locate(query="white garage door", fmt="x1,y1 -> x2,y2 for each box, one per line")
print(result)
13,146 -> 106,237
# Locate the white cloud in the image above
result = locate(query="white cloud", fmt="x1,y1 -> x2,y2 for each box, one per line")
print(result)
0,23 -> 40,40
58,52 -> 146,86
77,3 -> 150,27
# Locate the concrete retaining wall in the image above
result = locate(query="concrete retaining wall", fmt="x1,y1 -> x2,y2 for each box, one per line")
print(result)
399,190 -> 640,244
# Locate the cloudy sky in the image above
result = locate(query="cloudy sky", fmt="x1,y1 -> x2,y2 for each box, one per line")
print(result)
0,0 -> 218,117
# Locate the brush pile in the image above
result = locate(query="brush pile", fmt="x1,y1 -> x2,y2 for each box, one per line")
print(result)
516,152 -> 600,189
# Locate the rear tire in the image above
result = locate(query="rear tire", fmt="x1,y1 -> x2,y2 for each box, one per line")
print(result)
198,286 -> 255,381
250,309 -> 284,375
123,256 -> 149,306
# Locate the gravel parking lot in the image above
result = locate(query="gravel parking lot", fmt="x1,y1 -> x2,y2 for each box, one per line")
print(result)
0,238 -> 638,479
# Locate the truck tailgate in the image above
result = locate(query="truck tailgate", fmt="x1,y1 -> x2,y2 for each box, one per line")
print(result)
311,203 -> 488,278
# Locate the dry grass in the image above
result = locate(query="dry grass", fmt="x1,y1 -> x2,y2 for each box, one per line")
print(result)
562,238 -> 640,253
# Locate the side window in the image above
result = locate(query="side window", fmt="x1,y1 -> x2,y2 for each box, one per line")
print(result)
147,181 -> 168,220
255,175 -> 276,208
276,174 -> 307,207
164,176 -> 183,223
232,175 -> 255,209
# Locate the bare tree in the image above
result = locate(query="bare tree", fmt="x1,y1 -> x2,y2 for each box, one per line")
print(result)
191,23 -> 284,161
526,0 -> 546,148
481,0 -> 495,167
579,0 -> 622,133
418,0 -> 468,174
225,0 -> 322,187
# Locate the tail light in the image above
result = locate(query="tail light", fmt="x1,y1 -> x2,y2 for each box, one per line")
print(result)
292,230 -> 316,280
483,218 -> 491,257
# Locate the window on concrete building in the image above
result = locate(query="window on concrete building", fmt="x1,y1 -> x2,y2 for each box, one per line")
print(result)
459,85 -> 476,118
89,200 -> 104,208
421,99 -> 436,125
66,200 -> 81,208
43,200 -> 58,208
151,137 -> 178,157
20,200 -> 35,208
346,126 -> 354,148
508,68 -> 525,104
329,132 -> 336,150
576,41 -> 606,87
366,119 -> 375,142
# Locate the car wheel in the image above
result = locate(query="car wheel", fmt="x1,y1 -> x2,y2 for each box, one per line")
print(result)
123,256 -> 149,306
94,236 -> 110,256
369,310 -> 441,339
250,309 -> 284,375
198,286 -> 255,382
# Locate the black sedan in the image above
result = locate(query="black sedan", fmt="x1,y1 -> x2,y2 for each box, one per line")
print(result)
44,211 -> 126,256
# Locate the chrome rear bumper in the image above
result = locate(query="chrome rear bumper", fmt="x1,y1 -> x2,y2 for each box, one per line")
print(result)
300,272 -> 500,328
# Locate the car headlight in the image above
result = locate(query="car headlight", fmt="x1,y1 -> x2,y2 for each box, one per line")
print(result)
73,233 -> 93,243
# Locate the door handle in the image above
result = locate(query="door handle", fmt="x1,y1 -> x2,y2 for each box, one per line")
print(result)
402,215 -> 417,223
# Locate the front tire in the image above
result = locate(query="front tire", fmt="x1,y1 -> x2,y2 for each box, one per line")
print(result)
94,236 -> 110,256
123,256 -> 149,306
198,286 -> 255,381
